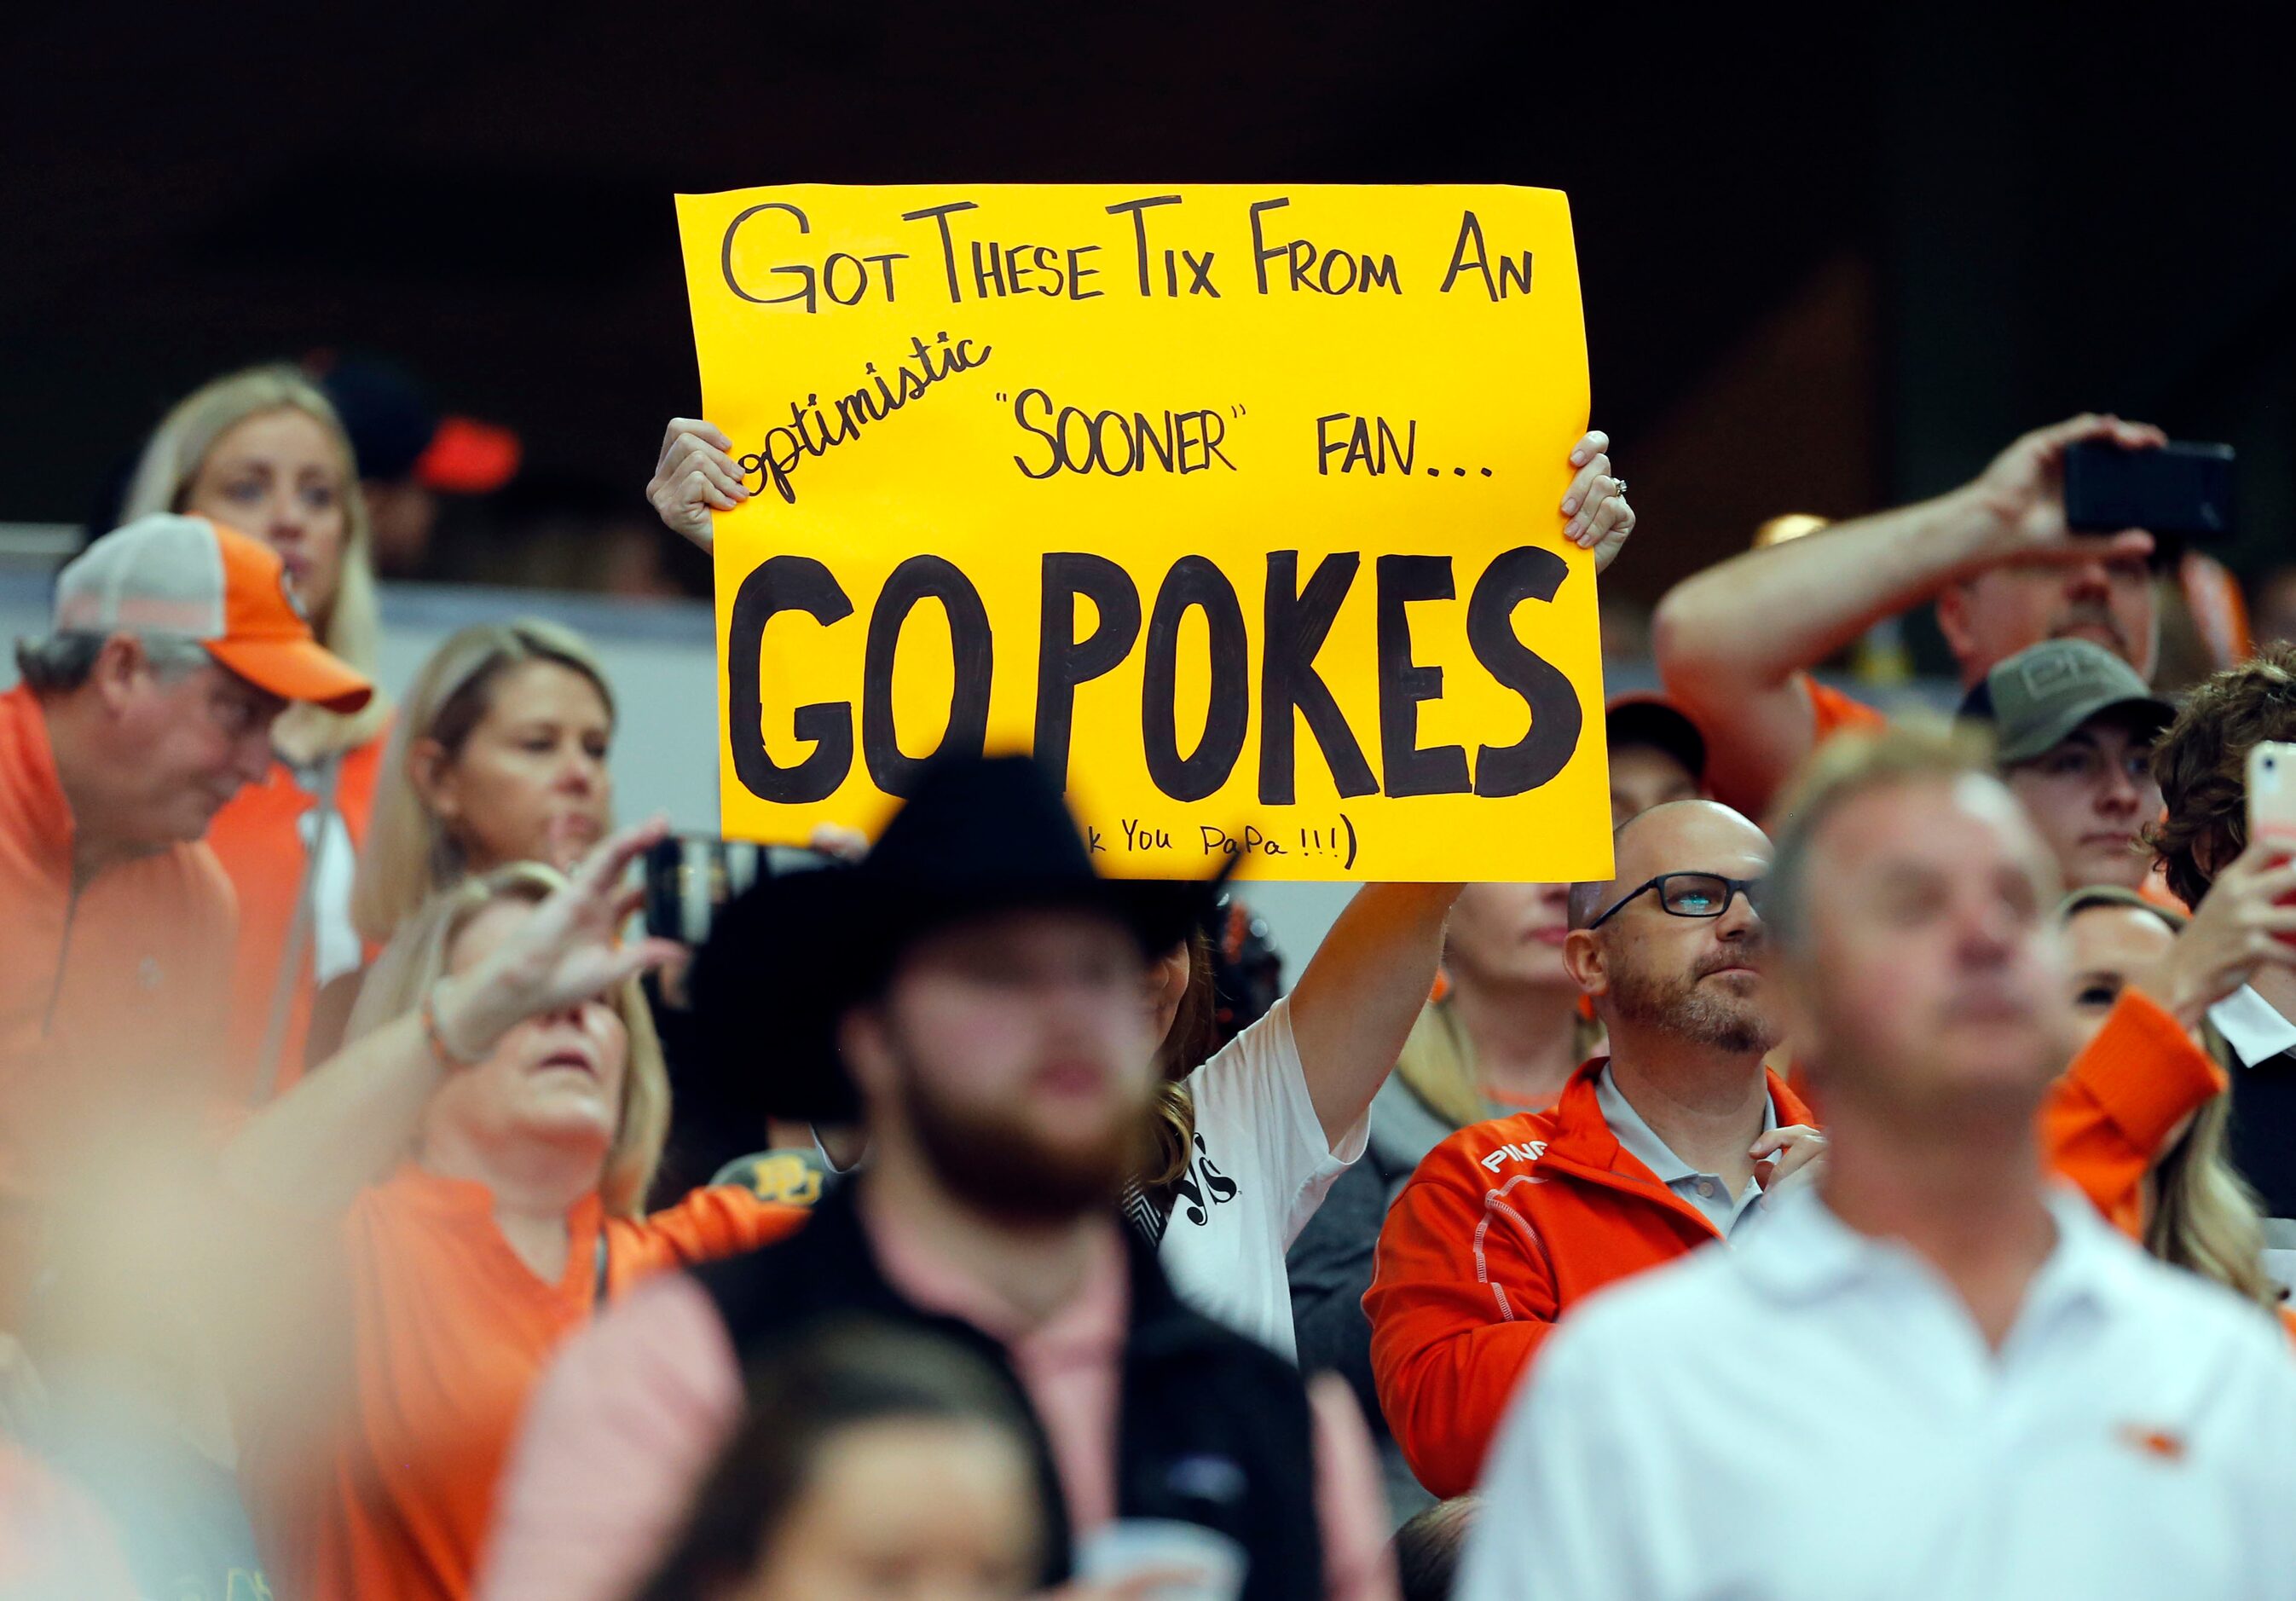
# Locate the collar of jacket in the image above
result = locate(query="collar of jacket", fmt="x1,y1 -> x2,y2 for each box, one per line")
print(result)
1527,1057 -> 1818,1234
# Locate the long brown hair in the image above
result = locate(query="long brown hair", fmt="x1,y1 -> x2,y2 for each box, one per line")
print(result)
1140,928 -> 1217,1188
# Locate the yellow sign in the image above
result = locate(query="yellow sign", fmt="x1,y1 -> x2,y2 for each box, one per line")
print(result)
677,184 -> 1609,881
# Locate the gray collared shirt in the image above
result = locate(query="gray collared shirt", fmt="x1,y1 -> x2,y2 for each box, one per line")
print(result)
1594,1063 -> 1776,1240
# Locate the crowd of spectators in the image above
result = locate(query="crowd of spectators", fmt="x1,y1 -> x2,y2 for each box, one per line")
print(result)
5,368 -> 2296,1601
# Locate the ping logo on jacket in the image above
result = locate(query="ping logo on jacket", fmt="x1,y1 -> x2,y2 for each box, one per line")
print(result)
1478,1141 -> 1547,1174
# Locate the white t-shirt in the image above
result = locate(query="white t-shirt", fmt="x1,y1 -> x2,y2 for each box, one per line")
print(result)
1156,996 -> 1369,1361
1460,1185 -> 2296,1601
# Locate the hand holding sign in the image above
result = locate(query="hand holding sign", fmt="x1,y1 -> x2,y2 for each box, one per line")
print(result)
679,183 -> 1612,881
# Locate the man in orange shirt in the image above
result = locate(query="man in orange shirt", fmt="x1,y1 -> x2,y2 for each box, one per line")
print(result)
1365,800 -> 1822,1499
0,512 -> 369,1310
1652,413 -> 2169,816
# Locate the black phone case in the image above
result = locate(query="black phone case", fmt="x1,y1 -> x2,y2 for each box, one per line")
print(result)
2062,440 -> 2235,540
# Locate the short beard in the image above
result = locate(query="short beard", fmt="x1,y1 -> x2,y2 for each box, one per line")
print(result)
1609,957 -> 1777,1056
891,1050 -> 1137,1227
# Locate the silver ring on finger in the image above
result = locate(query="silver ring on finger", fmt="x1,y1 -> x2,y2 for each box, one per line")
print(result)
1611,477 -> 1628,498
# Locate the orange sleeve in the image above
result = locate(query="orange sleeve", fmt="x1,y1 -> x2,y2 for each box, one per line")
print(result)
2042,989 -> 2227,1238
610,1186 -> 808,1291
1799,673 -> 1888,742
1363,1142 -> 1559,1499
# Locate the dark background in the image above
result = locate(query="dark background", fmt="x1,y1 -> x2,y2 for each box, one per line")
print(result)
3,3 -> 2292,634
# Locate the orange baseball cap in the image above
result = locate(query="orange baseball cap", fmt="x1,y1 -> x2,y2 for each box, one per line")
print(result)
54,514 -> 373,713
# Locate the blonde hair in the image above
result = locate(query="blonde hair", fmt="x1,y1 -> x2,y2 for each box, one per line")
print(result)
352,619 -> 616,945
122,364 -> 391,758
344,862 -> 669,1217
1394,997 -> 1603,1131
2145,1072 -> 2279,1311
2055,894 -> 2282,1311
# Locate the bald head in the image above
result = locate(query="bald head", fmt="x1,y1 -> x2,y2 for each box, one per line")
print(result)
1569,800 -> 1772,929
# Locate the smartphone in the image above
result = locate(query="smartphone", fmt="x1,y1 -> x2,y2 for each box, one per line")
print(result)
2063,439 -> 2234,540
2250,743 -> 2296,850
643,835 -> 832,945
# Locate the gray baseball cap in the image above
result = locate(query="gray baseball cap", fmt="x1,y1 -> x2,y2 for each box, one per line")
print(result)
1958,639 -> 2172,766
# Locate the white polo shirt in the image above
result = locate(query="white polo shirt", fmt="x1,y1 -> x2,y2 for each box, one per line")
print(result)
1459,1185 -> 2296,1601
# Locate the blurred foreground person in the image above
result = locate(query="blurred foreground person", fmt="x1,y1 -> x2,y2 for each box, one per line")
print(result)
1962,639 -> 2172,894
218,825 -> 801,1601
1461,728 -> 2296,1600
633,1321 -> 1056,1601
1365,801 -> 1820,1498
1,514 -> 370,1305
1656,413 -> 2167,814
480,758 -> 1394,1601
124,365 -> 396,1098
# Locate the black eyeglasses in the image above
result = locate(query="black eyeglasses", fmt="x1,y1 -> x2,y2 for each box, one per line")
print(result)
1587,872 -> 1767,930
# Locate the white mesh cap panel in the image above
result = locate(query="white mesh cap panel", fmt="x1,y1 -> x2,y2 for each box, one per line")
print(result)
53,514 -> 228,640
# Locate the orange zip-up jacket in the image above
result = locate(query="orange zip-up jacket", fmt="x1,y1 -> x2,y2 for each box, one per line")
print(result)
205,734 -> 386,1106
1365,1061 -> 1819,1499
0,686 -> 236,1211
1366,992 -> 2230,1500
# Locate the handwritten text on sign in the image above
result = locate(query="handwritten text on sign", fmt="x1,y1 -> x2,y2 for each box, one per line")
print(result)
678,184 -> 1610,881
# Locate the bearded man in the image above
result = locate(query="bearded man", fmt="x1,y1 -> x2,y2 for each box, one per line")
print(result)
476,756 -> 1395,1601
1366,800 -> 1822,1498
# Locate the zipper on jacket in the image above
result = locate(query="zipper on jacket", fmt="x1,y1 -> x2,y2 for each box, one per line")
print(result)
42,886 -> 81,1037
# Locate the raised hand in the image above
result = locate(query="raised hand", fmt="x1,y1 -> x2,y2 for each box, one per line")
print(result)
2131,841 -> 2296,1028
438,818 -> 683,1060
1962,413 -> 2166,569
1560,429 -> 1634,573
646,418 -> 749,551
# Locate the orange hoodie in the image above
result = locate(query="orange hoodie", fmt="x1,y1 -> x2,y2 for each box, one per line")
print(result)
1365,1061 -> 1819,1498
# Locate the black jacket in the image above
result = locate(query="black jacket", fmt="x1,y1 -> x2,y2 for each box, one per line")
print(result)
691,1184 -> 1326,1601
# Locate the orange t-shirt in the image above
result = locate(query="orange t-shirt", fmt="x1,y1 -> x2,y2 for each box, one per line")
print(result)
0,685 -> 236,1212
206,734 -> 388,1105
238,1168 -> 805,1601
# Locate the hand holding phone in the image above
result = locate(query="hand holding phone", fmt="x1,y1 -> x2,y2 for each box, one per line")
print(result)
2247,742 -> 2296,945
2064,438 -> 2235,540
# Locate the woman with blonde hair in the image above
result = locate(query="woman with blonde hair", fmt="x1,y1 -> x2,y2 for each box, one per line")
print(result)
303,618 -> 618,1062
219,821 -> 804,1601
2056,886 -> 2287,1318
124,364 -> 395,1099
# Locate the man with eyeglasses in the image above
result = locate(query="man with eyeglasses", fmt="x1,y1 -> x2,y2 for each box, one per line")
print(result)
2,513 -> 370,1314
1363,800 -> 1821,1499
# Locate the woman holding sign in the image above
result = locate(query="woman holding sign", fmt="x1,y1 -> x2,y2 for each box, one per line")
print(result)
647,419 -> 1635,1356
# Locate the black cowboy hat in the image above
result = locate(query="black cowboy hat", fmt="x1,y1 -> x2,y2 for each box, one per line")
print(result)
687,754 -> 1229,1124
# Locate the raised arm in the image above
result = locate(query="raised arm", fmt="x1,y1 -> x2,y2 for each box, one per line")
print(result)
1286,883 -> 1461,1149
220,821 -> 678,1216
1651,413 -> 2163,813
